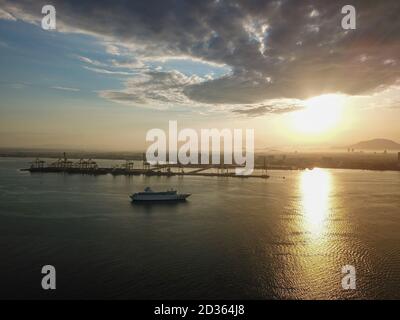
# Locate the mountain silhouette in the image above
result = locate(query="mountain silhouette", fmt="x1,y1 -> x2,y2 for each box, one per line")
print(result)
349,138 -> 400,150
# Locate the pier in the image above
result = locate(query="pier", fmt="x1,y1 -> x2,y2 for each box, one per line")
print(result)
21,153 -> 270,179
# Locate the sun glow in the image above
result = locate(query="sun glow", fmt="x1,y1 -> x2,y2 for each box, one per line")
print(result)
291,94 -> 344,134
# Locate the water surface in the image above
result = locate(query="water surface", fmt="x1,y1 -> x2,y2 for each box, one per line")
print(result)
0,157 -> 399,299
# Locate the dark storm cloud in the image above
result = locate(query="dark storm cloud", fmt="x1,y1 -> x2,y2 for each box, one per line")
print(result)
2,0 -> 399,106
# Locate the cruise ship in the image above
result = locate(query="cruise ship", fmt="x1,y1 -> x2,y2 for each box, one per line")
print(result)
130,187 -> 191,202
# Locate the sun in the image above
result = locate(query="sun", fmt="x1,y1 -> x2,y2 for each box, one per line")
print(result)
291,94 -> 344,134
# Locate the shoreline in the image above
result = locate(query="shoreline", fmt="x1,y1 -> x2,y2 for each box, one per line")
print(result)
1,152 -> 399,173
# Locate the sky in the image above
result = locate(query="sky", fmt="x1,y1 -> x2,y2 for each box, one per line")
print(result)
0,0 -> 399,151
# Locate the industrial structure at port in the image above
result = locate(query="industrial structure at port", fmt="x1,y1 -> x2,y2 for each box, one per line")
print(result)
22,153 -> 269,179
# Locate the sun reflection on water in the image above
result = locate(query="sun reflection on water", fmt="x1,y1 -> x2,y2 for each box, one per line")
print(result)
300,168 -> 331,237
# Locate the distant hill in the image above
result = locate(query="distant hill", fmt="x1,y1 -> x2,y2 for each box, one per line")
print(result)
349,139 -> 400,150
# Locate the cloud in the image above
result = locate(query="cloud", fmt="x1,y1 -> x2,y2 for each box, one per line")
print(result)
98,70 -> 205,107
83,66 -> 137,76
0,7 -> 16,20
76,55 -> 106,67
2,0 -> 400,112
383,59 -> 396,66
78,55 -> 146,72
51,86 -> 80,92
232,102 -> 304,117
110,58 -> 145,69
104,43 -> 121,56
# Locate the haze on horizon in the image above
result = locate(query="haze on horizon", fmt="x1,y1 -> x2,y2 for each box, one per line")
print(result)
0,0 -> 399,152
